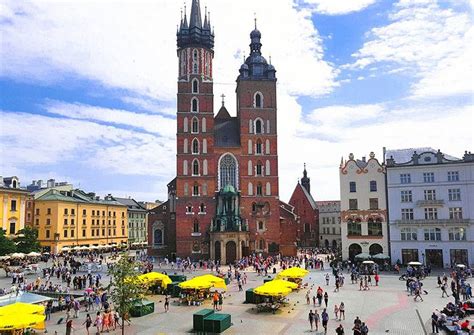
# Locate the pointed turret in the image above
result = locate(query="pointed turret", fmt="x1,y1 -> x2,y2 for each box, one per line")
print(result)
301,163 -> 311,194
189,0 -> 202,30
177,0 -> 214,50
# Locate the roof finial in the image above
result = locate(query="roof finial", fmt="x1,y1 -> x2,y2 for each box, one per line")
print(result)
221,93 -> 226,107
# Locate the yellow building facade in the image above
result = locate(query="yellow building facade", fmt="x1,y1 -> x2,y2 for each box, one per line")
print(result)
0,176 -> 29,236
34,189 -> 128,253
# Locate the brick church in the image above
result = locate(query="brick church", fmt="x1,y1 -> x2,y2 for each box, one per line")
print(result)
148,0 -> 305,263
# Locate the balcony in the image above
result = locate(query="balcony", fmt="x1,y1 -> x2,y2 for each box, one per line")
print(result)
394,218 -> 470,225
416,199 -> 445,207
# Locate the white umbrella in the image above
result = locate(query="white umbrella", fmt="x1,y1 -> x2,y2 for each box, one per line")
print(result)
408,261 -> 422,266
10,253 -> 25,258
27,252 -> 41,257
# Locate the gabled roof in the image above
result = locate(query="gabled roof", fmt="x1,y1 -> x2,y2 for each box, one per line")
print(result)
299,183 -> 317,210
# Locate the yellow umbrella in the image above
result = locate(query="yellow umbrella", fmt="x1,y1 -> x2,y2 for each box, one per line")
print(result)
0,314 -> 45,330
254,283 -> 291,297
179,278 -> 214,290
0,302 -> 45,316
194,274 -> 227,290
276,267 -> 309,279
264,279 -> 298,290
138,272 -> 172,289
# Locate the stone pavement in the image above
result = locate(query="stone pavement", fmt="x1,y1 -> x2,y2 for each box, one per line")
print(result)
2,259 -> 472,334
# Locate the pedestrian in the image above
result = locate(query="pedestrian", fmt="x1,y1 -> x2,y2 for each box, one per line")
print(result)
213,291 -> 219,310
361,322 -> 369,335
83,314 -> 92,335
65,318 -> 74,335
321,308 -> 329,334
334,304 -> 339,320
339,302 -> 345,320
336,324 -> 345,335
431,312 -> 439,333
314,309 -> 320,331
218,292 -> 223,311
164,295 -> 170,312
308,309 -> 315,331
324,292 -> 329,307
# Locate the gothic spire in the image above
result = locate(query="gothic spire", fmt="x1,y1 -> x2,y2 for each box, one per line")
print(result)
189,0 -> 202,30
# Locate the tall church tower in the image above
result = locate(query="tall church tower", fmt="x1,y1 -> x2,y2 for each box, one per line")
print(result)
236,23 -> 280,253
175,0 -> 216,258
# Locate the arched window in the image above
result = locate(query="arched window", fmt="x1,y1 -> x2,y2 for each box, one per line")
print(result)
256,182 -> 263,196
219,154 -> 238,189
254,92 -> 263,108
183,138 -> 188,153
265,160 -> 270,175
192,78 -> 199,93
192,49 -> 199,74
248,182 -> 254,196
192,138 -> 199,154
183,117 -> 188,133
256,139 -> 263,154
265,139 -> 270,154
265,182 -> 271,196
202,117 -> 207,132
256,160 -> 263,176
255,119 -> 263,134
192,159 -> 200,176
193,219 -> 200,232
183,160 -> 188,175
191,98 -> 199,113
249,119 -> 253,134
153,228 -> 163,246
192,117 -> 199,133
248,140 -> 253,154
203,159 -> 208,175
247,160 -> 253,176
192,183 -> 199,196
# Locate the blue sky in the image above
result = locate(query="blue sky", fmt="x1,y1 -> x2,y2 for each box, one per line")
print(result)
1,0 -> 473,202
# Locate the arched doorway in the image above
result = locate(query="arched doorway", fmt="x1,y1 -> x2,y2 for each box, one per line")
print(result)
214,241 -> 221,261
225,241 -> 237,264
348,243 -> 362,261
369,243 -> 383,255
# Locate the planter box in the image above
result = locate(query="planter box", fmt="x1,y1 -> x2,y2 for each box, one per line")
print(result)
130,300 -> 154,317
193,309 -> 215,331
204,313 -> 231,333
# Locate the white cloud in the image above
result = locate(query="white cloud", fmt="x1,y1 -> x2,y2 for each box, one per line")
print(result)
303,0 -> 377,15
349,0 -> 473,98
0,0 -> 337,104
44,100 -> 175,138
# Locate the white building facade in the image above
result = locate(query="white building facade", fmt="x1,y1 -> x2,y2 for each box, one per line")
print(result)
316,201 -> 341,250
386,149 -> 474,268
340,152 -> 389,261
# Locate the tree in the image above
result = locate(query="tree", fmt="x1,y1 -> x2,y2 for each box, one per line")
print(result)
14,227 -> 41,254
108,255 -> 146,335
0,229 -> 17,256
